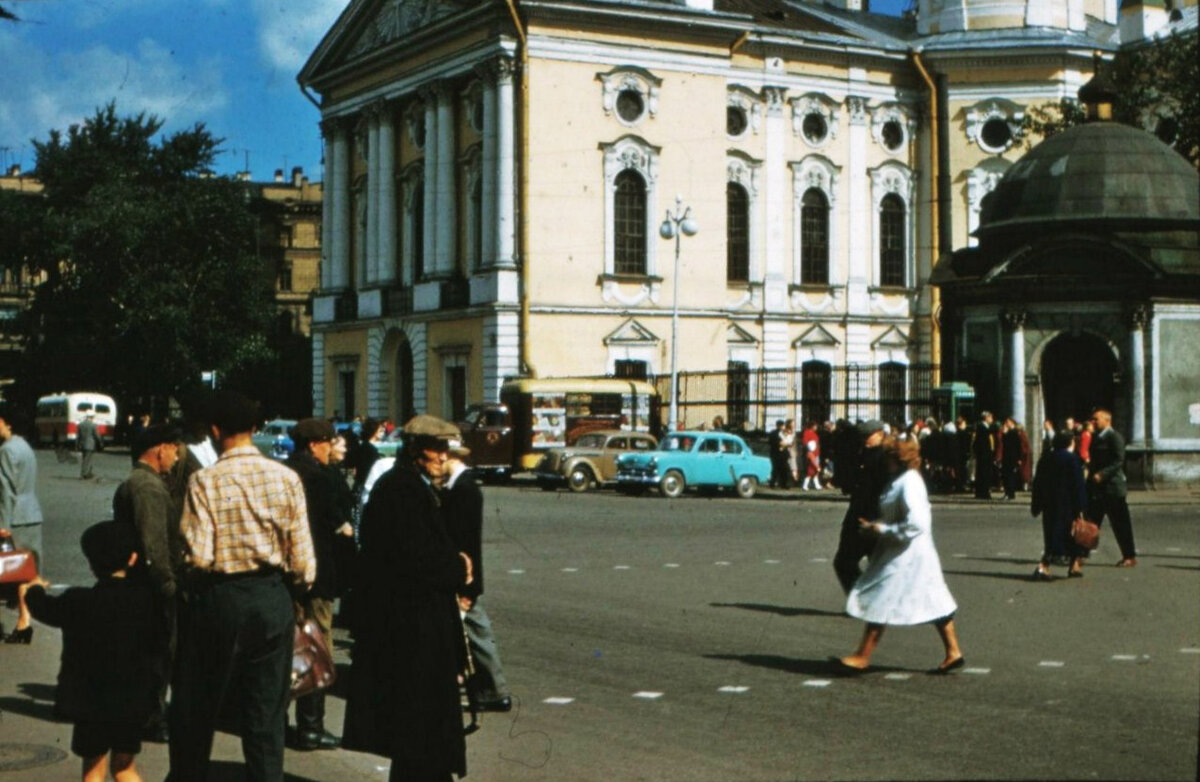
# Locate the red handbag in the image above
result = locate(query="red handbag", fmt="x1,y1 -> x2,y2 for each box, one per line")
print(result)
0,530 -> 38,585
290,619 -> 337,700
1071,516 -> 1101,551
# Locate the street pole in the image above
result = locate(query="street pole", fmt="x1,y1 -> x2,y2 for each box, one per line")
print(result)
659,195 -> 697,432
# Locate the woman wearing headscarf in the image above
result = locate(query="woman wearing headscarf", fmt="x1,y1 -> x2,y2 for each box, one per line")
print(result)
1030,431 -> 1088,579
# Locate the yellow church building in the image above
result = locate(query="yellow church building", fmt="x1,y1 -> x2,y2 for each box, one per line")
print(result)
298,0 -> 1195,426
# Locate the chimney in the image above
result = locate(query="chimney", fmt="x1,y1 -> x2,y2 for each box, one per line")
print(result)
236,171 -> 251,182
292,166 -> 304,187
1119,0 -> 1168,43
274,168 -> 285,183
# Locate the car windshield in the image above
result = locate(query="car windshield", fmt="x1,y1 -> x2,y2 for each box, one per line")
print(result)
661,435 -> 695,452
575,434 -> 606,448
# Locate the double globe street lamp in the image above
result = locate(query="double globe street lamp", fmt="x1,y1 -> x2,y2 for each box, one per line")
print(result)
659,195 -> 698,432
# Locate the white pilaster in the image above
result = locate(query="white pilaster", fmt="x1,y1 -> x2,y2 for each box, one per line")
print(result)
378,106 -> 398,283
366,325 -> 387,417
482,311 -> 521,403
1005,310 -> 1026,424
319,123 -> 335,290
422,89 -> 439,281
331,122 -> 352,290
479,67 -> 497,270
845,96 -> 870,316
762,86 -> 787,313
436,82 -> 457,277
1129,307 -> 1148,443
495,58 -> 517,269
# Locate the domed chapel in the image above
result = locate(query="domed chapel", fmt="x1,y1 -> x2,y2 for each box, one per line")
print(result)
299,0 -> 1196,483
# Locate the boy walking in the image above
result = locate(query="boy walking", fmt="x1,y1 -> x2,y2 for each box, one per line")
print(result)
19,521 -> 160,782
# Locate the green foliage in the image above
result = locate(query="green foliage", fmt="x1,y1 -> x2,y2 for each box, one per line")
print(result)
0,103 -> 276,415
1021,32 -> 1199,167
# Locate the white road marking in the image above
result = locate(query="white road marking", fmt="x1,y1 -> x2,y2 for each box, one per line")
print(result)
507,569 -> 525,575
1111,654 -> 1138,661
664,563 -> 681,568
764,559 -> 781,565
633,691 -> 663,700
884,673 -> 911,681
613,565 -> 631,570
543,697 -> 575,705
714,561 -> 732,566
561,567 -> 579,573
809,557 -> 829,563
1181,648 -> 1200,654
952,553 -> 968,559
1166,547 -> 1183,552
803,679 -> 832,688
964,667 -> 991,675
1039,661 -> 1066,668
718,686 -> 750,693
996,552 -> 1012,556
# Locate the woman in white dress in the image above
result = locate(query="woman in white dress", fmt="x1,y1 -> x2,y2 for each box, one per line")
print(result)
835,436 -> 965,674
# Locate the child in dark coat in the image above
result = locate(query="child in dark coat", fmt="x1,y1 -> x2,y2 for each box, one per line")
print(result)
18,521 -> 160,782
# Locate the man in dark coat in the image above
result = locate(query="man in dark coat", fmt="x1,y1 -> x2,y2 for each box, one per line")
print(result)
767,420 -> 789,489
77,412 -> 105,480
832,420 -> 888,593
343,415 -> 473,782
1086,408 -> 1137,567
442,440 -> 512,713
972,411 -> 997,499
285,418 -> 351,750
1030,431 -> 1088,578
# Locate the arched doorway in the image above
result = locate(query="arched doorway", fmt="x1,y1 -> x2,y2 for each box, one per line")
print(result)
392,336 -> 414,425
1040,333 -> 1116,425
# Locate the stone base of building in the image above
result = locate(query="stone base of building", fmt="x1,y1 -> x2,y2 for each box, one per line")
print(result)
1127,449 -> 1200,489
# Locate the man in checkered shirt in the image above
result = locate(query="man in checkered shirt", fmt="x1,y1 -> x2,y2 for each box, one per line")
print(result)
167,390 -> 315,782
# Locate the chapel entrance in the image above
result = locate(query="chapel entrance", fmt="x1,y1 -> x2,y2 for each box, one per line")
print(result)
1040,332 -> 1116,426
392,334 -> 415,425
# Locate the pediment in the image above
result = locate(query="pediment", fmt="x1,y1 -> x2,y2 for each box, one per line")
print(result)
794,324 -> 840,348
604,318 -> 659,345
872,326 -> 910,349
727,323 -> 758,345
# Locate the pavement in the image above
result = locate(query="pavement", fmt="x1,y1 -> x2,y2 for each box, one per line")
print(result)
2,450 -> 1197,781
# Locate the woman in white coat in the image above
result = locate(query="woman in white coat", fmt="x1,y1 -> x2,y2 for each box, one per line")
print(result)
835,436 -> 965,674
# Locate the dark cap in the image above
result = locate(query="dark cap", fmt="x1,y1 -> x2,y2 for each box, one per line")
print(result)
290,418 -> 335,444
132,424 -> 182,457
81,520 -> 139,577
857,419 -> 885,437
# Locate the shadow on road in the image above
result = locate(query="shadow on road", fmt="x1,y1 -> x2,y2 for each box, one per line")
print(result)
942,568 -> 1040,582
958,556 -> 1035,565
1154,564 -> 1200,572
703,653 -> 907,677
710,602 -> 846,619
0,695 -> 60,723
202,761 -> 325,782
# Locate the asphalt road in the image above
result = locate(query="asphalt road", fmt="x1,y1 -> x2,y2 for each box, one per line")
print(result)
2,449 -> 1197,782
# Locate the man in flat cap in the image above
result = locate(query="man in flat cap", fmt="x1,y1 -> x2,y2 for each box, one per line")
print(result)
113,423 -> 183,741
441,438 -> 512,713
285,418 -> 351,751
832,420 -> 889,594
77,411 -> 104,480
344,414 -> 474,781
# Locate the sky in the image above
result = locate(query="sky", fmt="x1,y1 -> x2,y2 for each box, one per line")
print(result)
0,0 -> 908,183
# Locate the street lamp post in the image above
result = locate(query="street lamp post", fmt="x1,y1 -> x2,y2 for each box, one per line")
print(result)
659,195 -> 698,432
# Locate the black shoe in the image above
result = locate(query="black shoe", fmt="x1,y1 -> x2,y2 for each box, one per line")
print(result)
928,657 -> 965,675
477,696 -> 513,713
3,626 -> 33,644
296,729 -> 341,751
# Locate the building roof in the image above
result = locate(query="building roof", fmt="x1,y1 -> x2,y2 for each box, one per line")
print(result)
978,121 -> 1199,236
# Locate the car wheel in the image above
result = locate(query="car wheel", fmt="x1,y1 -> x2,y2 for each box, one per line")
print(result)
659,470 -> 686,499
735,475 -> 758,499
567,465 -> 594,493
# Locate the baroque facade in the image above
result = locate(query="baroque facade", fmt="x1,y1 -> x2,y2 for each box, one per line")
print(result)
299,0 -> 1196,426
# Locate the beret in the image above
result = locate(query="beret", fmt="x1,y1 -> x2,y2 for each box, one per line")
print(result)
132,424 -> 182,457
290,418 -> 335,442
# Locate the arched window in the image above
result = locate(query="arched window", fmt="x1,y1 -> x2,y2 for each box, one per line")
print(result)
801,360 -> 832,425
800,188 -> 829,284
879,361 -> 907,427
726,182 -> 749,283
879,193 -> 906,287
614,170 -> 646,275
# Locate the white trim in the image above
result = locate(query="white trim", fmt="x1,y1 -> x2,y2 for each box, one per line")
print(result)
868,161 -> 915,288
790,155 -> 840,287
791,93 -> 839,149
965,158 -> 1011,248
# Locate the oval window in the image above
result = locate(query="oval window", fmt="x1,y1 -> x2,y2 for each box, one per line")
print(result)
616,89 -> 645,123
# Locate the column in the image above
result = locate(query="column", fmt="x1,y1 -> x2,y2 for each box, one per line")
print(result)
422,87 -> 439,280
761,86 -> 787,315
378,103 -> 398,283
366,103 -> 382,286
1003,309 -> 1026,423
319,120 -> 336,290
494,58 -> 517,269
476,63 -> 497,270
436,81 -> 457,277
1129,306 -> 1148,443
331,120 -> 352,290
845,96 -> 870,320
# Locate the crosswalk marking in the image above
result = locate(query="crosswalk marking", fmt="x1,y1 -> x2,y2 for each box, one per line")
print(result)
1039,661 -> 1066,668
803,679 -> 832,688
718,686 -> 749,693
543,697 -> 575,705
633,691 -> 663,700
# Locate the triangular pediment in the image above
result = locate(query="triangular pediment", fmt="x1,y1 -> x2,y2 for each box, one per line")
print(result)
605,318 -> 659,345
794,324 -> 840,348
872,326 -> 910,349
727,323 -> 758,345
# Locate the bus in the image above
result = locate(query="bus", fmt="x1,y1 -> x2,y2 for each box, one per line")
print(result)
34,392 -> 118,446
459,378 -> 661,476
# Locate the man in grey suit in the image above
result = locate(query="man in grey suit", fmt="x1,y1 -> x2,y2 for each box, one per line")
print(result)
1086,408 -> 1137,568
77,411 -> 104,479
0,405 -> 45,642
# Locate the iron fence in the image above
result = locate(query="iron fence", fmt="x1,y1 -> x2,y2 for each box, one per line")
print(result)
652,363 -> 939,431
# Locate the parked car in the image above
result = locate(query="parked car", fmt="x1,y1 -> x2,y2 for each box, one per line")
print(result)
375,429 -> 405,458
615,431 -> 771,499
252,418 -> 297,460
534,429 -> 658,492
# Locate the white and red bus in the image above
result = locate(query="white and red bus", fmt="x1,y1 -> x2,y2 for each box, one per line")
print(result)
34,392 -> 118,446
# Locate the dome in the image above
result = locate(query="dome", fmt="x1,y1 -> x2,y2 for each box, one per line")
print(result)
977,122 -> 1199,236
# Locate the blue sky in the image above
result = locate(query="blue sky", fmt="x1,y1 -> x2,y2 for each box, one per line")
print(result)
0,0 -> 908,182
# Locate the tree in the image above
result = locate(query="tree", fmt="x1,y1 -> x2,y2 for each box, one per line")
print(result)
0,104 -> 276,418
1022,32 -> 1199,167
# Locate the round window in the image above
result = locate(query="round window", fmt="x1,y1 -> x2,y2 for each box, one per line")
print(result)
802,112 -> 828,145
881,119 -> 905,152
616,89 -> 645,123
727,106 -> 748,137
980,117 -> 1012,151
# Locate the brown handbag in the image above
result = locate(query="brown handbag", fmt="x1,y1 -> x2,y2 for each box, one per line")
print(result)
290,619 -> 337,700
1071,516 -> 1101,551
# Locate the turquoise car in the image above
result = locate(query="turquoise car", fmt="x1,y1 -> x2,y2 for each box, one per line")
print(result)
614,431 -> 772,499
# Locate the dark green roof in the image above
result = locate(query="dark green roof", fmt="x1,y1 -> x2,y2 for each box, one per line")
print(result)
978,122 -> 1199,236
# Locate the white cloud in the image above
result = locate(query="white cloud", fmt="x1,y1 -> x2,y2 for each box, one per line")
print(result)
253,0 -> 348,73
0,29 -> 229,162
